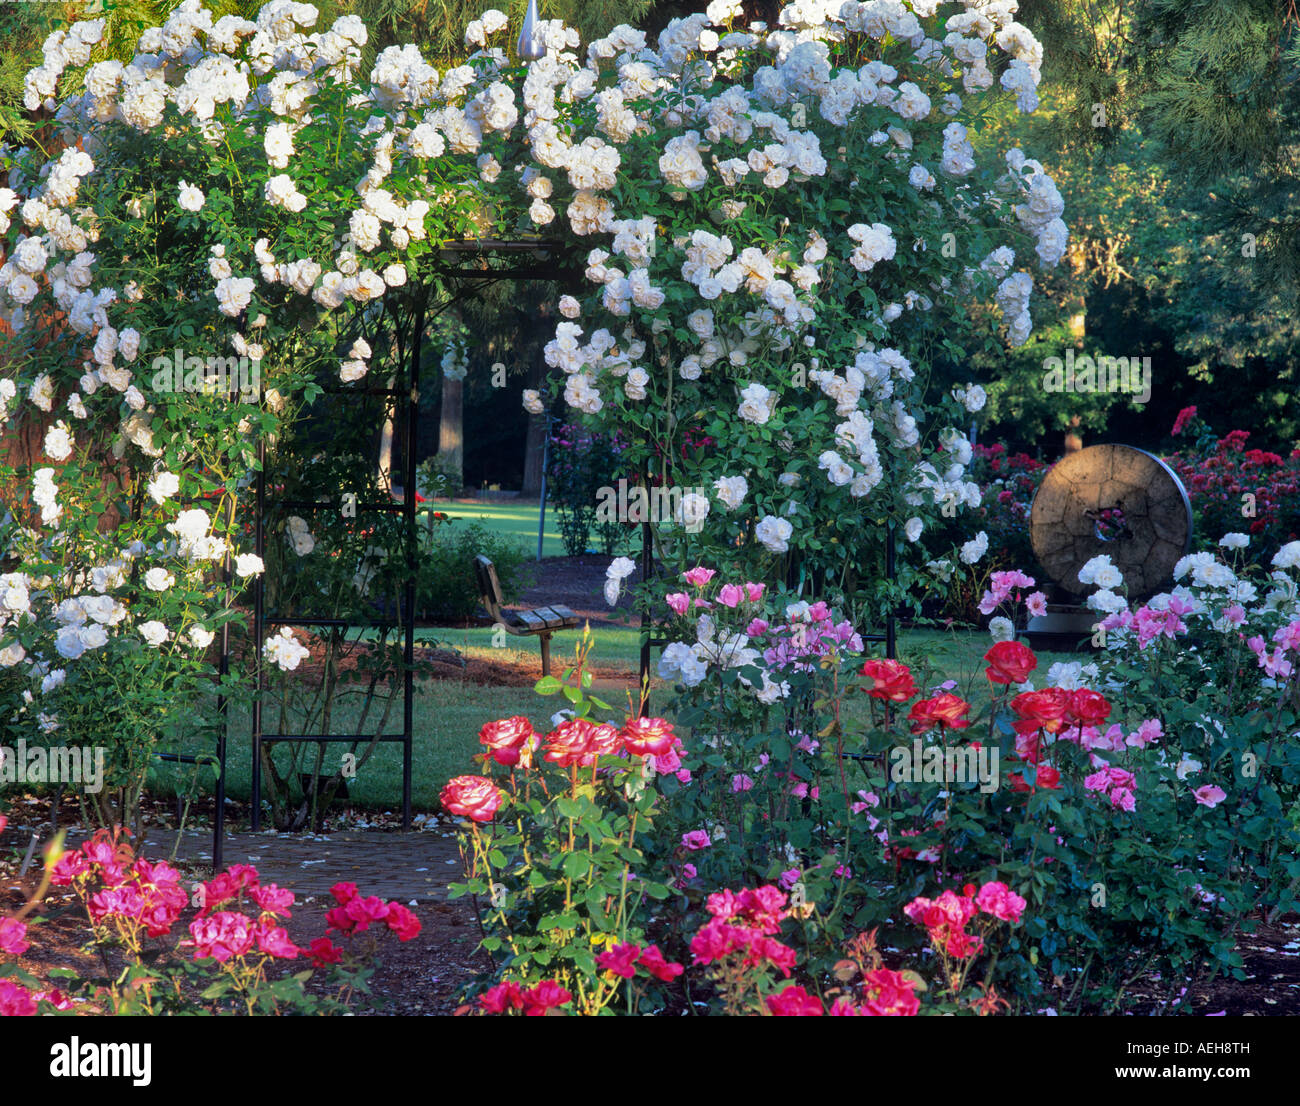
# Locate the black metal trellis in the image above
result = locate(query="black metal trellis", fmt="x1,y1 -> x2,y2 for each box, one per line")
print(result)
249,313 -> 423,834
207,240 -> 581,856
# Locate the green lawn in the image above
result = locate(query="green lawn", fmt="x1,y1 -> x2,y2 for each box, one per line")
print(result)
418,496 -> 636,558
421,497 -> 566,558
150,627 -> 1084,815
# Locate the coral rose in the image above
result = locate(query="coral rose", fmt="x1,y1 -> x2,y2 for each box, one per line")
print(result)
907,693 -> 971,732
478,716 -> 537,767
860,658 -> 918,701
439,775 -> 503,822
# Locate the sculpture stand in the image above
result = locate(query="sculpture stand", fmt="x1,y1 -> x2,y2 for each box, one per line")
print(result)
1024,603 -> 1095,652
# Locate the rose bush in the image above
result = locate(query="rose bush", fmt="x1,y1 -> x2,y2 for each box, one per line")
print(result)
0,824 -> 420,1015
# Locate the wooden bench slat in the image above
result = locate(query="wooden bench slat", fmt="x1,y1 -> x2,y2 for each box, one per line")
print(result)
514,609 -> 548,631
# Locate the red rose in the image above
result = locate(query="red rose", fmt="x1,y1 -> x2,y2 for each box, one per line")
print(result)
330,881 -> 359,906
1065,688 -> 1111,727
439,775 -> 503,822
907,693 -> 971,733
638,944 -> 685,982
343,895 -> 390,932
621,716 -> 677,757
1009,689 -> 1069,734
521,980 -> 572,1016
544,718 -> 619,768
384,902 -> 422,941
859,968 -> 921,1016
767,984 -> 824,1016
596,943 -> 642,978
480,981 -> 525,1014
983,640 -> 1038,685
1009,764 -> 1060,792
860,659 -> 918,702
478,716 -> 537,767
309,936 -> 343,966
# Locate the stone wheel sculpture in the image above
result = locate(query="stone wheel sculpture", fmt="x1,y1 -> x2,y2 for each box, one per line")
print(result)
1029,444 -> 1193,601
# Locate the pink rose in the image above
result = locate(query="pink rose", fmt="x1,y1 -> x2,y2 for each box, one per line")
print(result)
665,592 -> 690,616
744,582 -> 765,602
682,566 -> 717,588
0,917 -> 29,955
716,583 -> 745,608
255,918 -> 300,958
1194,784 -> 1227,808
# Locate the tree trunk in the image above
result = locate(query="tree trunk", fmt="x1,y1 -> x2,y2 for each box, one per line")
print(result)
521,411 -> 546,496
1064,414 -> 1083,454
437,376 -> 464,489
377,374 -> 397,493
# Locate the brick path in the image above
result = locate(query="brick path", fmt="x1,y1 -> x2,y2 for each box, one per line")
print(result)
65,825 -> 470,903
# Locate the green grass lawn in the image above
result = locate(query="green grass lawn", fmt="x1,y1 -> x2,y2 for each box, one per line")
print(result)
149,627 -> 1084,815
418,496 -> 636,558
422,622 -> 647,671
421,497 -> 566,558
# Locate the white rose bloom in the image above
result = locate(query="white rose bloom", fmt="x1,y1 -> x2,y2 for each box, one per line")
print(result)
234,553 -> 265,577
607,556 -> 636,581
713,475 -> 748,510
988,616 -> 1015,642
522,389 -> 544,415
1092,564 -> 1124,590
846,222 -> 896,271
55,625 -> 86,660
905,517 -> 923,543
44,422 -> 74,461
755,514 -> 793,553
147,471 -> 181,504
214,276 -> 255,318
1219,533 -> 1250,550
1086,588 -> 1128,615
188,625 -> 215,648
264,122 -> 295,169
0,642 -> 26,667
1272,542 -> 1300,570
737,382 -> 773,424
676,492 -> 711,529
144,567 -> 174,591
139,620 -> 169,647
29,374 -> 55,411
960,531 -> 989,564
177,180 -> 205,212
1078,554 -> 1118,586
168,508 -> 210,546
263,626 -> 310,671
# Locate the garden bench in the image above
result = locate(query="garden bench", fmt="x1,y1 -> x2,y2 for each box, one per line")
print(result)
473,554 -> 580,676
